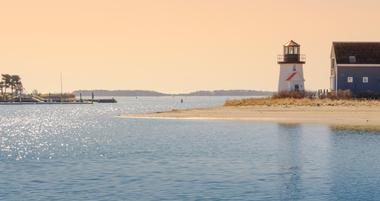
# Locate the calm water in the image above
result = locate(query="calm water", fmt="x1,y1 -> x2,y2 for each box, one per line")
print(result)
1,96 -> 380,201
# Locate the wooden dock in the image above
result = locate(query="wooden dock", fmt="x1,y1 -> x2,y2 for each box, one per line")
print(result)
0,102 -> 93,105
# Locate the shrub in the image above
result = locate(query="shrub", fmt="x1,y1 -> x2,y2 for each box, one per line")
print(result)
272,91 -> 315,99
326,90 -> 352,99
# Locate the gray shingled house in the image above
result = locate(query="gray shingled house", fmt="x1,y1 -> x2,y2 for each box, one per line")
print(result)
330,42 -> 380,97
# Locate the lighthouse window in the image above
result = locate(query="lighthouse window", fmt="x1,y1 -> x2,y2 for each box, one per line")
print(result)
294,47 -> 298,54
347,76 -> 353,83
289,47 -> 294,54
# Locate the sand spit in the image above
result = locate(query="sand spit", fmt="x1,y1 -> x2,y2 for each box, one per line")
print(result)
123,105 -> 380,131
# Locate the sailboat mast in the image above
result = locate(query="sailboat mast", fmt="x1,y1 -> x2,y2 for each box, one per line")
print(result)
60,72 -> 63,103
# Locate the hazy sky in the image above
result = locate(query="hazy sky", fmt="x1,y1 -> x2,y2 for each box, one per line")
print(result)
0,0 -> 379,93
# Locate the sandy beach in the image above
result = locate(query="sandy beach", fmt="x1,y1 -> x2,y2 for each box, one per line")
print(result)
125,105 -> 380,130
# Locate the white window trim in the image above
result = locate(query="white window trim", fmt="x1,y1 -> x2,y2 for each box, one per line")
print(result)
349,56 -> 356,63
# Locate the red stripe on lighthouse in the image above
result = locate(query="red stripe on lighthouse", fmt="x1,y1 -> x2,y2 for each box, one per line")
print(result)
286,72 -> 297,81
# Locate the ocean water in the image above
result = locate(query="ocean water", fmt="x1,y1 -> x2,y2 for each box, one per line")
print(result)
1,96 -> 380,201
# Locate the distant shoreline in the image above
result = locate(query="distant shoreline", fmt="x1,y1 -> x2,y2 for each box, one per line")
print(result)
123,105 -> 380,131
73,90 -> 273,97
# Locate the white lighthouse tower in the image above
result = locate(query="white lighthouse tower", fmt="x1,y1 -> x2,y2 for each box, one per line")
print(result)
277,40 -> 306,92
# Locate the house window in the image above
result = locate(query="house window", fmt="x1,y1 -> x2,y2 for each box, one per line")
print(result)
347,76 -> 353,83
363,77 -> 369,83
349,56 -> 356,63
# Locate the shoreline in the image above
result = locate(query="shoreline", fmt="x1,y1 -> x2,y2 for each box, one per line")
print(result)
123,105 -> 380,131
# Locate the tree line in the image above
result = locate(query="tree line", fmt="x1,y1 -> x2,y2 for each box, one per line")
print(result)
0,74 -> 23,100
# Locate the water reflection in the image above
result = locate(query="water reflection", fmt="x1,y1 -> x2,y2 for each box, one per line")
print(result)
328,128 -> 380,200
275,123 -> 332,200
275,124 -> 303,200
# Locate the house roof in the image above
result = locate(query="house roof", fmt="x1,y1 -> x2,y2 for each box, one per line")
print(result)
284,40 -> 300,47
333,42 -> 380,64
286,72 -> 297,81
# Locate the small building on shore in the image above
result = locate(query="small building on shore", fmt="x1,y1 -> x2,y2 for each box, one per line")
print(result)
330,42 -> 380,97
277,40 -> 306,92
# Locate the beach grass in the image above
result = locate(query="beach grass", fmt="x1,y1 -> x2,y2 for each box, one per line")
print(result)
224,97 -> 380,107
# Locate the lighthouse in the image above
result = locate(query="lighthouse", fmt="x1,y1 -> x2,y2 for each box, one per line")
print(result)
277,40 -> 306,92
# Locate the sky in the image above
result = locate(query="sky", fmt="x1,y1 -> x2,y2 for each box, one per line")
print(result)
0,0 -> 379,93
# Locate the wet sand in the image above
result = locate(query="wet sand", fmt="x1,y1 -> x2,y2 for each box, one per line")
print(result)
124,105 -> 380,130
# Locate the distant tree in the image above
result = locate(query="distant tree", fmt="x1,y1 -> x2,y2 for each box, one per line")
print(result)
0,81 -> 4,95
0,74 -> 24,100
16,83 -> 23,96
1,74 -> 11,95
0,81 -> 4,100
32,89 -> 39,96
10,75 -> 22,96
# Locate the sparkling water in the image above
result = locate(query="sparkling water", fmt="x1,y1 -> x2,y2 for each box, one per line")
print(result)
1,97 -> 380,200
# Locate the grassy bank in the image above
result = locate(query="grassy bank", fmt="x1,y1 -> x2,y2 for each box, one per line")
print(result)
224,97 -> 380,107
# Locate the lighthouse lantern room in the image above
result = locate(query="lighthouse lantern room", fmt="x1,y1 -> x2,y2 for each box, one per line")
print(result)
277,40 -> 306,92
